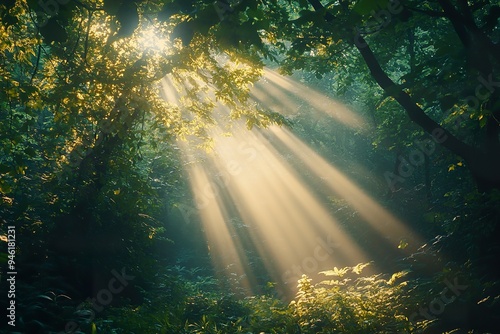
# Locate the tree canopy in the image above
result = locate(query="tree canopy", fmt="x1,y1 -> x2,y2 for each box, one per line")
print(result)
3,0 -> 499,190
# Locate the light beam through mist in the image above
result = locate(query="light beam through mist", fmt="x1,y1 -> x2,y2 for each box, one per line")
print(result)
164,69 -> 421,297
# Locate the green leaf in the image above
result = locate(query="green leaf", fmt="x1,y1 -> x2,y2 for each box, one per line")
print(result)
397,239 -> 408,250
320,266 -> 349,277
37,294 -> 54,301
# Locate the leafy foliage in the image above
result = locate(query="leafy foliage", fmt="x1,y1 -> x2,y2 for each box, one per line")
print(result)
291,264 -> 412,333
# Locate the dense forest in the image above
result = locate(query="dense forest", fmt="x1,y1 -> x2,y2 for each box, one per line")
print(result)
1,0 -> 500,333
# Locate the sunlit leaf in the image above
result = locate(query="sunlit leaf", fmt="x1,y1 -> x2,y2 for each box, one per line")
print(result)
397,239 -> 408,250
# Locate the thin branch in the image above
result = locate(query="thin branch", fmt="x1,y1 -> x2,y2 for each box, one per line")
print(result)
71,0 -> 104,12
69,16 -> 83,61
436,0 -> 472,49
83,10 -> 93,65
29,43 -> 42,85
436,1 -> 500,72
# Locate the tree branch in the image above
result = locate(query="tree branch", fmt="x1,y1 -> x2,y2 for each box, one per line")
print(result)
305,0 -> 476,161
83,10 -> 93,65
308,0 -> 335,21
436,0 -> 472,49
354,34 -> 475,157
438,0 -> 500,72
29,44 -> 42,85
71,0 -> 104,12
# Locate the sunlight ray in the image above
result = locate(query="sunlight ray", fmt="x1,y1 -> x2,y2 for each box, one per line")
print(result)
179,145 -> 255,293
204,124 -> 369,291
160,76 -> 181,104
163,73 -> 416,297
250,80 -> 300,114
260,69 -> 369,131
270,126 -> 423,249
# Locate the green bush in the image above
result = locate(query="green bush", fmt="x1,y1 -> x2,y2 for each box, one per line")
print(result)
290,263 -> 413,334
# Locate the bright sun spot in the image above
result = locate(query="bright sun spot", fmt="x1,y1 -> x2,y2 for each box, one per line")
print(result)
137,25 -> 170,53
